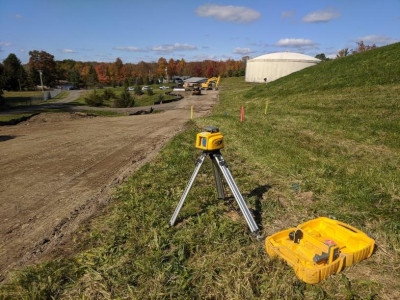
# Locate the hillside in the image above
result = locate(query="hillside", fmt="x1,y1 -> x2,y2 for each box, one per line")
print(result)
2,43 -> 399,299
251,42 -> 400,95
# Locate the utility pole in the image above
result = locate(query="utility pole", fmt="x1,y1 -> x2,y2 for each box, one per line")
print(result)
38,70 -> 45,101
38,70 -> 44,92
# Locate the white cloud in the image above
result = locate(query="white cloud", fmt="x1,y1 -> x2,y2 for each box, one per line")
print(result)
62,49 -> 77,53
195,4 -> 261,23
13,14 -> 24,19
276,38 -> 316,48
356,35 -> 399,45
191,54 -> 219,61
0,41 -> 12,47
233,47 -> 255,55
302,7 -> 341,23
114,46 -> 144,52
281,10 -> 296,19
150,43 -> 197,53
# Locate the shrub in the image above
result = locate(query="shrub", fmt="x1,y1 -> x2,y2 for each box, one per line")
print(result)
134,85 -> 143,96
103,88 -> 116,100
158,94 -> 164,102
85,90 -> 103,106
147,88 -> 154,96
113,90 -> 135,108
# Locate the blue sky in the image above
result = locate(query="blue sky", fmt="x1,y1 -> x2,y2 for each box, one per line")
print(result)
1,0 -> 399,64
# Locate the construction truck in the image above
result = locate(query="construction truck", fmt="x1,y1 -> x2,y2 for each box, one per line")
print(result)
201,76 -> 220,90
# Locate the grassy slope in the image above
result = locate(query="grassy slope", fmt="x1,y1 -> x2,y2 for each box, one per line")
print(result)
2,44 -> 400,299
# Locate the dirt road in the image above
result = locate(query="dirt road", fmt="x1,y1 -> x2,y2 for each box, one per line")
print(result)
0,91 -> 219,281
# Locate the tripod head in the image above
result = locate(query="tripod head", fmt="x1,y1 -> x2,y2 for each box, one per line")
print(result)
196,126 -> 224,151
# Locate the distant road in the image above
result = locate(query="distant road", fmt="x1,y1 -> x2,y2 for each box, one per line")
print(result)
56,89 -> 85,103
0,90 -> 84,116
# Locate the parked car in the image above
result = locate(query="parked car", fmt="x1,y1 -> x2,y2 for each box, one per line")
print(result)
127,87 -> 134,91
142,86 -> 152,91
175,79 -> 184,85
159,86 -> 169,90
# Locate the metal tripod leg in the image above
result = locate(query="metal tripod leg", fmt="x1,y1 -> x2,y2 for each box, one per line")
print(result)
211,155 -> 225,199
169,152 -> 207,226
213,152 -> 260,235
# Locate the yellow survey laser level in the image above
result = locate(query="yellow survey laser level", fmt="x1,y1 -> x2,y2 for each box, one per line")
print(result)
196,126 -> 224,151
170,125 -> 261,238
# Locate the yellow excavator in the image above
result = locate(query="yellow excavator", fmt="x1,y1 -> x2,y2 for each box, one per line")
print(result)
201,76 -> 220,90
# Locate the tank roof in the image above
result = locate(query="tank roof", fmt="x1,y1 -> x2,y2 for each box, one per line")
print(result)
249,52 -> 320,62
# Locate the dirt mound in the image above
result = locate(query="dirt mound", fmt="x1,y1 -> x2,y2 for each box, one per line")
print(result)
24,112 -> 96,125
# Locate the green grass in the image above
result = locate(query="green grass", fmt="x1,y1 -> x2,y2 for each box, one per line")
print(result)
81,110 -> 126,117
0,109 -> 123,125
2,91 -> 43,107
0,112 -> 37,123
3,91 -> 43,98
71,85 -> 176,107
2,43 -> 400,299
2,90 -> 69,108
51,90 -> 69,100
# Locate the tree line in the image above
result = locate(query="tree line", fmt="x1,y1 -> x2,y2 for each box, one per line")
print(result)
1,41 -> 377,97
0,50 -> 246,93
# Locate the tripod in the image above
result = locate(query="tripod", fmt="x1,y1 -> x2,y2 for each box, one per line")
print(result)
169,150 -> 261,238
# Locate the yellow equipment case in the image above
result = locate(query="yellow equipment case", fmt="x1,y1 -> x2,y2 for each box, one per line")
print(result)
265,217 -> 375,284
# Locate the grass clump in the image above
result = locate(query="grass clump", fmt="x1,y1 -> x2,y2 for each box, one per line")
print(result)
1,259 -> 84,299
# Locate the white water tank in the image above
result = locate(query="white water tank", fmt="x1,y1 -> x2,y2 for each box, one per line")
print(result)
245,52 -> 320,83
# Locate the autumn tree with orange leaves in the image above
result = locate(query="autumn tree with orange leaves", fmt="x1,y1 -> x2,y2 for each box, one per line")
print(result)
352,41 -> 376,54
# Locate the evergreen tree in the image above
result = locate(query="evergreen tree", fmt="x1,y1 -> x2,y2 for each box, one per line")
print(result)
84,65 -> 98,88
103,88 -> 116,100
123,78 -> 129,89
68,70 -> 82,88
0,63 -> 4,90
85,90 -> 103,106
147,88 -> 154,96
2,53 -> 27,90
0,63 -> 4,106
315,53 -> 329,61
114,90 -> 135,108
134,85 -> 143,96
